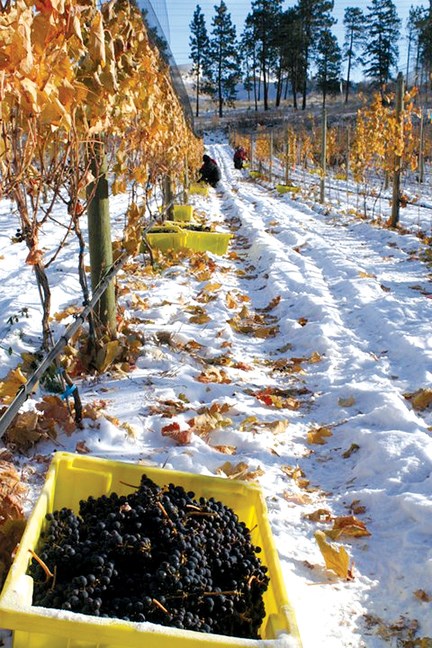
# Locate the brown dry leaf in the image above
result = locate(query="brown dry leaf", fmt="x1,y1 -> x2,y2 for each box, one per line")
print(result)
161,422 -> 192,445
216,461 -> 264,481
342,443 -> 360,459
358,270 -> 376,279
196,367 -> 231,384
0,367 -> 28,403
305,508 -> 332,522
298,317 -> 308,327
338,396 -> 356,407
202,282 -> 222,294
309,351 -> 322,364
226,292 -> 238,309
189,312 -> 211,324
281,464 -> 310,489
95,340 -> 122,373
348,500 -> 367,515
314,530 -> 353,580
0,461 -> 27,523
211,445 -> 237,455
188,407 -> 232,437
36,395 -> 76,435
307,426 -> 333,445
326,515 -> 371,540
282,491 -> 314,505
414,590 -> 432,603
267,419 -> 289,434
406,388 -> 432,411
53,306 -> 80,322
75,441 -> 91,454
0,518 -> 27,590
5,411 -> 53,450
260,295 -> 281,311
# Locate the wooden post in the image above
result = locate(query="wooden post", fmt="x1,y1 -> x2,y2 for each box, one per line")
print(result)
163,174 -> 175,220
418,111 -> 425,184
390,72 -> 404,227
183,156 -> 189,203
87,139 -> 117,339
249,132 -> 254,169
269,129 -> 273,184
285,127 -> 290,185
320,108 -> 327,203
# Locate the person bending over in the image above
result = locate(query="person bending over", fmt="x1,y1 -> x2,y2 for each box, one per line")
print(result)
198,154 -> 221,188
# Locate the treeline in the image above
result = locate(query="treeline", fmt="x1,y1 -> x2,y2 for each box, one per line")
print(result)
189,0 -> 432,116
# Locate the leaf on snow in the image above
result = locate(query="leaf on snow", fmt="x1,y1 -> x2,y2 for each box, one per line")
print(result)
307,426 -> 333,445
161,422 -> 192,445
405,388 -> 432,411
338,396 -> 356,408
216,461 -> 264,481
325,515 -> 371,540
196,368 -> 231,384
304,508 -> 332,522
314,530 -> 354,580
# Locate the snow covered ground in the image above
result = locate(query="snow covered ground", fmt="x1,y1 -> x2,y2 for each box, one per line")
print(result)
1,131 -> 432,647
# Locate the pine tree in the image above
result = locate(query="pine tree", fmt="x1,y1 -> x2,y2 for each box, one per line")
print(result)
240,21 -> 260,111
207,1 -> 239,118
416,5 -> 432,88
315,28 -> 342,107
189,5 -> 210,117
342,7 -> 365,102
247,0 -> 284,111
273,7 -> 305,109
297,0 -> 335,110
363,0 -> 401,94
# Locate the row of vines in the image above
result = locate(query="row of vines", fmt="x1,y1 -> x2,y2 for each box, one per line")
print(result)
230,89 -> 432,223
0,0 -> 203,354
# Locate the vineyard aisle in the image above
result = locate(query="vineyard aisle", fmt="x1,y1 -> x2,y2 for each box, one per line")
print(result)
1,133 -> 432,647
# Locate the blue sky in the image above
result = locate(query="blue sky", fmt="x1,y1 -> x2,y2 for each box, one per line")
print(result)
164,0 -> 426,73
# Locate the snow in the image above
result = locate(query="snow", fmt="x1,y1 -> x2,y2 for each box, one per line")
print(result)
1,129 -> 432,647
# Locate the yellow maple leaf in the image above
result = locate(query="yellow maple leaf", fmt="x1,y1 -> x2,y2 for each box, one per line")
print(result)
0,368 -> 27,402
408,388 -> 432,411
307,426 -> 333,445
315,530 -> 353,579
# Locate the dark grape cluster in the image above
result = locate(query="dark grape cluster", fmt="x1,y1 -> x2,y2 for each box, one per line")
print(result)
28,475 -> 269,638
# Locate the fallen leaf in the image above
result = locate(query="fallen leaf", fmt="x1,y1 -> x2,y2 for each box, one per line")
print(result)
0,368 -> 28,403
406,388 -> 432,411
414,590 -> 432,603
161,422 -> 192,445
211,445 -> 237,455
304,508 -> 332,522
75,441 -> 90,454
307,426 -> 333,445
338,396 -> 356,407
314,530 -> 354,580
325,515 -> 371,540
196,368 -> 231,384
342,443 -> 360,458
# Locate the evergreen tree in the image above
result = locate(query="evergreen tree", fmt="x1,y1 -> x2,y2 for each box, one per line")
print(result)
405,6 -> 425,89
207,1 -> 239,118
416,4 -> 432,88
363,0 -> 401,94
247,0 -> 284,111
189,5 -> 210,117
297,0 -> 336,110
342,7 -> 365,102
273,7 -> 305,109
315,28 -> 342,107
240,21 -> 260,111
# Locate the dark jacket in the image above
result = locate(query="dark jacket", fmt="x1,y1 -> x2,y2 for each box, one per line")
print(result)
233,147 -> 247,169
198,155 -> 221,188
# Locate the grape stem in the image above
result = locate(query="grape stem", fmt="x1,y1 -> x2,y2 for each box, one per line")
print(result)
28,549 -> 54,581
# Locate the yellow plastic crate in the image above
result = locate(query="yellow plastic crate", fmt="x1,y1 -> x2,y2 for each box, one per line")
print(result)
249,171 -> 261,179
275,185 -> 300,194
0,453 -> 301,648
189,183 -> 209,196
173,205 -> 194,223
185,231 -> 232,256
144,227 -> 188,252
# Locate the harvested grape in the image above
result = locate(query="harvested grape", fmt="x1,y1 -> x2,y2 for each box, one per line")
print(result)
28,475 -> 269,639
